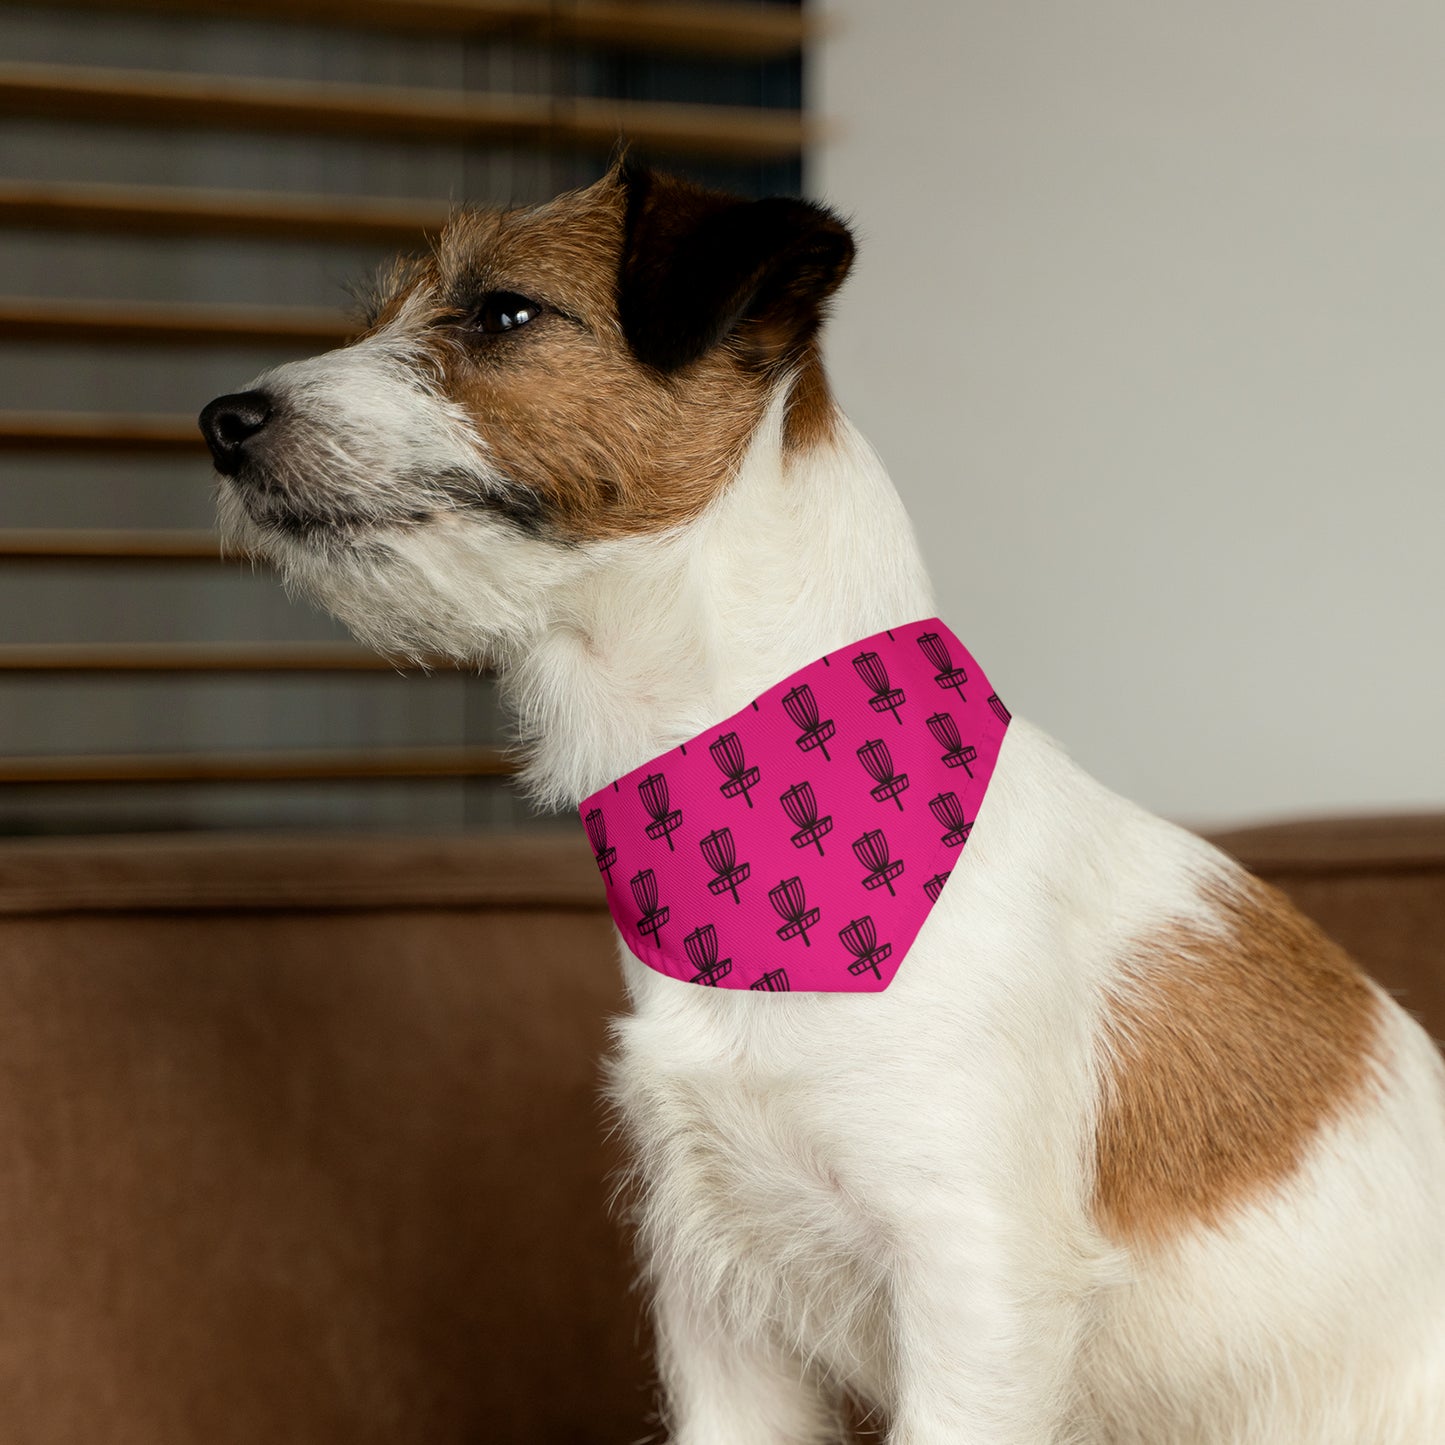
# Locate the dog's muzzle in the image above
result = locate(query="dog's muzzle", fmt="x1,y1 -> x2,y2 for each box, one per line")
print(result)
199,390 -> 274,476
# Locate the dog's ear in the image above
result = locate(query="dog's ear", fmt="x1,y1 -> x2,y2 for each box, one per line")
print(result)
617,162 -> 855,374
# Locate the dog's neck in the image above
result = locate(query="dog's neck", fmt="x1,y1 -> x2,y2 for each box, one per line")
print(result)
502,393 -> 937,810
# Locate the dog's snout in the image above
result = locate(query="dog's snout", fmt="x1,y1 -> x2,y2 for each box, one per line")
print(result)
199,390 -> 273,475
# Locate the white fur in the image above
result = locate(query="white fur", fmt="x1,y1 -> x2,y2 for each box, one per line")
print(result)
221,350 -> 1445,1444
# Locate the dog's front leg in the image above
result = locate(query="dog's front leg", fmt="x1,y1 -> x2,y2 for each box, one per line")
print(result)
653,1273 -> 844,1445
883,1214 -> 1093,1445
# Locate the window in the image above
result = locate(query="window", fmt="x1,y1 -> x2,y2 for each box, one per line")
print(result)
0,0 -> 808,834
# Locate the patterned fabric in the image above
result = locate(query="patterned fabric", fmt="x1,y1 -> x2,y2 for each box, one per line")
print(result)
579,620 -> 1009,992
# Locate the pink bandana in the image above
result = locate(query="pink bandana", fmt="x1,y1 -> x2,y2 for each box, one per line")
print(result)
579,620 -> 1009,992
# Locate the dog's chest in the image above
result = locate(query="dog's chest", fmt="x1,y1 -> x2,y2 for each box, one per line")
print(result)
612,999 -> 891,1386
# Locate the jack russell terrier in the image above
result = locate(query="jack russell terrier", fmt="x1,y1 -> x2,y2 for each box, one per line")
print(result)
200,162 -> 1445,1444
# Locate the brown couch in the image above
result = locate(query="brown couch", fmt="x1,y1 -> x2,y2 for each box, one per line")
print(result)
0,817 -> 1440,1443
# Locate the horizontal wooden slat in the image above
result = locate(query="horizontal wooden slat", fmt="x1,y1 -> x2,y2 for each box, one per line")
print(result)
0,0 -> 809,58
0,529 -> 226,561
0,296 -> 353,348
0,745 -> 513,783
0,832 -> 603,916
0,179 -> 449,245
549,0 -> 809,57
0,412 -> 202,452
0,643 -> 424,672
0,62 -> 811,161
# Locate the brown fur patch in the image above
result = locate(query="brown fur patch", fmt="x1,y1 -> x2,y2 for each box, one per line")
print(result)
436,184 -> 770,540
782,343 -> 840,455
1093,873 -> 1382,1247
362,171 -> 845,542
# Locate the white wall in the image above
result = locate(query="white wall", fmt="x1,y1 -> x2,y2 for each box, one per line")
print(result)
813,1 -> 1445,828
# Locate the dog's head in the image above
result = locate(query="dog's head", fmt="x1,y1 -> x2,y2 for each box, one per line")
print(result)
200,163 -> 854,660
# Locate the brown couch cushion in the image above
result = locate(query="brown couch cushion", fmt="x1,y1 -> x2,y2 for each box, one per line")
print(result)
0,834 -> 646,1445
0,817 -> 1439,1443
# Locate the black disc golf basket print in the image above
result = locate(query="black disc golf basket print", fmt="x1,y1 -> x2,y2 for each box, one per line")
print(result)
917,631 -> 968,696
929,791 -> 972,847
683,924 -> 733,986
852,651 -> 906,725
749,968 -> 791,992
839,916 -> 892,980
583,807 -> 617,883
630,868 -> 670,943
924,871 -> 951,904
781,683 -> 835,761
769,876 -> 820,947
638,772 -> 683,851
780,781 -> 833,855
926,712 -> 977,776
857,738 -> 909,810
701,826 -> 750,904
988,693 -> 1012,726
710,731 -> 761,808
853,828 -> 905,896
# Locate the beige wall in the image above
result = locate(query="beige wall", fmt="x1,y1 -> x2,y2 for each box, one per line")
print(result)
814,2 -> 1445,827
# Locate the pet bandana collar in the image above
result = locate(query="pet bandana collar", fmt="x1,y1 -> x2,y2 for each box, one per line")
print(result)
579,619 -> 1009,993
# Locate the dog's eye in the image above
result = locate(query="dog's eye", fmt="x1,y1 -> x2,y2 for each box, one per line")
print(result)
472,291 -> 543,334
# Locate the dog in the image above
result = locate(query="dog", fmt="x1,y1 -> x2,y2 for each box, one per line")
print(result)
200,162 -> 1445,1444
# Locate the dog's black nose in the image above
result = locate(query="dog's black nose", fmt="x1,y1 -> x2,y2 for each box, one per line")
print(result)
199,390 -> 272,475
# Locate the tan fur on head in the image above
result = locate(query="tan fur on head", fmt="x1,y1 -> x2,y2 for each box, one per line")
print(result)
427,179 -> 770,540
1094,873 -> 1383,1247
351,166 -> 848,542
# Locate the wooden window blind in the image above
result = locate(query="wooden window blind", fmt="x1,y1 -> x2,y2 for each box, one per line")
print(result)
0,0 -> 809,834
